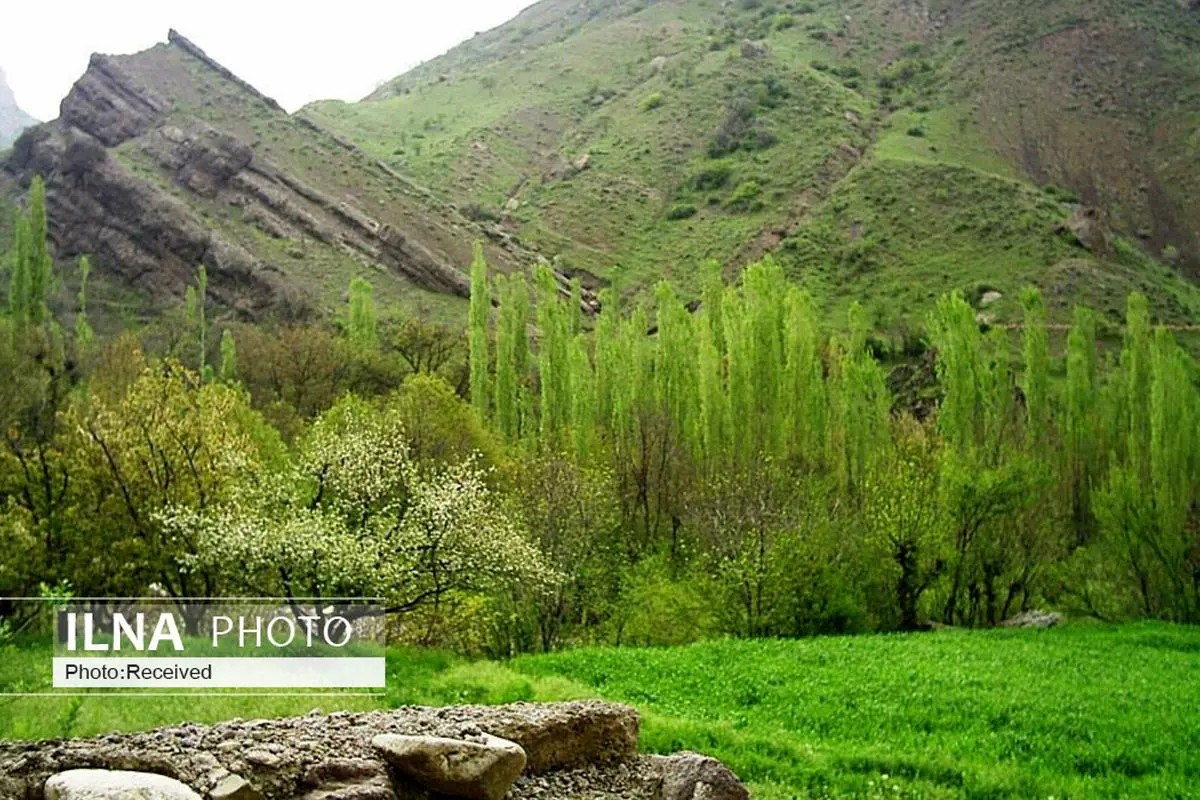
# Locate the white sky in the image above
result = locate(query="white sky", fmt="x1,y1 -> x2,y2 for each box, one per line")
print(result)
1,0 -> 538,121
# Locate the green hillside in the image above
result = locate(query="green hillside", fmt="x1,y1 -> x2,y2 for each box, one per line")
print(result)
304,0 -> 1200,327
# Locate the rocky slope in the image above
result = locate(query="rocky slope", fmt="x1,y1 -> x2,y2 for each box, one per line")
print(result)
0,701 -> 748,800
306,0 -> 1200,329
1,32 -> 553,323
0,68 -> 38,150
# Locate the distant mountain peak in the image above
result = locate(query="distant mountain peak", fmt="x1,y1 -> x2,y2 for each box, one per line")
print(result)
0,66 -> 38,149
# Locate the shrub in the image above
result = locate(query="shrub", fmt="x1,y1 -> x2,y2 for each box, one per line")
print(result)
667,203 -> 698,220
726,180 -> 764,211
772,13 -> 794,30
463,202 -> 501,222
749,130 -> 778,150
906,126 -> 925,137
691,162 -> 734,191
640,92 -> 664,111
708,97 -> 757,157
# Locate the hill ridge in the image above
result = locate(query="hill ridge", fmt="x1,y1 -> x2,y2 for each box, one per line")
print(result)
1,31 -> 564,324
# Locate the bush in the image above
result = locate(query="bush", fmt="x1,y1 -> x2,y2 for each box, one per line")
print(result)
725,180 -> 764,211
667,203 -> 698,220
463,202 -> 501,223
906,126 -> 925,137
772,13 -> 794,30
640,92 -> 664,111
691,162 -> 734,191
708,98 -> 757,157
749,130 -> 778,150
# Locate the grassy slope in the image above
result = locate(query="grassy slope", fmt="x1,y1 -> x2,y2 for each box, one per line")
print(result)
303,0 -> 1200,328
4,624 -> 1199,799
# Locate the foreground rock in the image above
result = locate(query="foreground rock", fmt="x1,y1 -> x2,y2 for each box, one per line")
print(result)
0,702 -> 747,800
43,769 -> 201,800
655,753 -> 750,800
372,733 -> 525,800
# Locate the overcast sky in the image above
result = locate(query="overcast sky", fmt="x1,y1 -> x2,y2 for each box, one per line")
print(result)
1,0 -> 538,121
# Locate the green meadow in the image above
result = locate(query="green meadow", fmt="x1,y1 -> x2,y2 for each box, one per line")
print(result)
4,623 -> 1198,799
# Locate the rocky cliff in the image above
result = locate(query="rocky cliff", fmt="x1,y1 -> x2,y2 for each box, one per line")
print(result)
0,701 -> 748,800
0,67 -> 38,150
2,32 -> 549,320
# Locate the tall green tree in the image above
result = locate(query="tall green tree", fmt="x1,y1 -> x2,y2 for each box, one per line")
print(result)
1063,305 -> 1098,544
74,256 -> 94,347
348,275 -> 378,353
1020,286 -> 1050,452
468,243 -> 490,419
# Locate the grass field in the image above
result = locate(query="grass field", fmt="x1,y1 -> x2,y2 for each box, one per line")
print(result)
3,624 -> 1198,799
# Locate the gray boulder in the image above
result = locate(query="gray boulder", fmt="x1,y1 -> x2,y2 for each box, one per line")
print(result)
372,732 -> 526,800
44,769 -> 202,800
655,752 -> 750,800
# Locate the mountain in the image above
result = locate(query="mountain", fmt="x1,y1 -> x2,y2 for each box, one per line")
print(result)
0,67 -> 38,149
304,0 -> 1200,329
0,32 -> 559,325
3,3 -> 1199,332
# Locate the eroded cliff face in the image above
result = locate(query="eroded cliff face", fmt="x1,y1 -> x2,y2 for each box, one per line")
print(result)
2,32 -> 546,319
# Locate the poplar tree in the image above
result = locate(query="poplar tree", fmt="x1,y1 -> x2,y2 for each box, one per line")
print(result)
700,258 -> 725,355
783,287 -> 825,464
8,212 -> 31,322
743,259 -> 787,458
468,243 -> 490,419
1121,292 -> 1152,479
75,256 -> 94,347
927,292 -> 984,458
569,276 -> 583,337
569,334 -> 595,457
219,328 -> 238,382
27,176 -> 51,326
653,280 -> 697,452
1064,305 -> 1097,543
7,177 -> 54,327
696,307 -> 729,466
723,288 -> 753,465
1020,286 -> 1050,452
185,265 -> 211,378
593,288 -> 620,431
348,276 -> 378,352
536,265 -> 570,450
493,273 -> 519,440
197,266 -> 210,379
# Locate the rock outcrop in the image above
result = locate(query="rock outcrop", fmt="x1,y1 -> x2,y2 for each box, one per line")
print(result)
0,702 -> 748,800
1,31 -> 547,320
